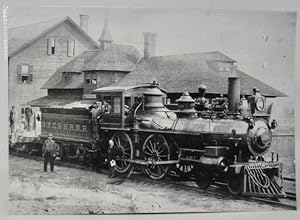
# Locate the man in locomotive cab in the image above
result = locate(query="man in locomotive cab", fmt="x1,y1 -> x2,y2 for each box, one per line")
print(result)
101,100 -> 111,114
42,133 -> 57,172
195,84 -> 210,111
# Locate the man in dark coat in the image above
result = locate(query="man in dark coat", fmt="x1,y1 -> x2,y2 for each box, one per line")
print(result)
107,139 -> 119,178
42,133 -> 57,172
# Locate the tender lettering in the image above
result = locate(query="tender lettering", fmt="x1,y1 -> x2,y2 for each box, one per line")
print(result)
41,121 -> 88,133
63,124 -> 68,131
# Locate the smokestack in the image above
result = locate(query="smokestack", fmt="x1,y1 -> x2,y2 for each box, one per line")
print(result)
143,32 -> 156,59
228,71 -> 240,114
80,15 -> 89,33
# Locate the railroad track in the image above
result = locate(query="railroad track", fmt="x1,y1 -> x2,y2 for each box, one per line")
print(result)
9,151 -> 297,210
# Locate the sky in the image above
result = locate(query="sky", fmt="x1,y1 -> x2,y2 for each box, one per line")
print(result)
7,7 -> 297,100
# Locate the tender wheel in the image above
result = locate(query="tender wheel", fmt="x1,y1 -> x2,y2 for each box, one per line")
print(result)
142,134 -> 171,180
111,132 -> 133,174
227,174 -> 243,195
194,166 -> 212,189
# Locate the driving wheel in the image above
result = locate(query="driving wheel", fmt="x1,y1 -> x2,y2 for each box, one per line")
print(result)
142,134 -> 171,180
111,132 -> 133,174
194,166 -> 213,189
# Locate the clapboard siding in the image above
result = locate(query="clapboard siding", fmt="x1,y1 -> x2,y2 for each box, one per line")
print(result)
8,21 -> 98,116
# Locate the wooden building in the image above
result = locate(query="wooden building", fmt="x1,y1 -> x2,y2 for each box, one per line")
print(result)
8,15 -> 99,116
116,33 -> 286,102
31,16 -> 141,107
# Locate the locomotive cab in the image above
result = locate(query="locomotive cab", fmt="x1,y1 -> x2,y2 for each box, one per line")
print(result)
93,83 -> 168,129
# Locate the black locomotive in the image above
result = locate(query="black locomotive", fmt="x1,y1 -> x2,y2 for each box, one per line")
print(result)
12,75 -> 285,197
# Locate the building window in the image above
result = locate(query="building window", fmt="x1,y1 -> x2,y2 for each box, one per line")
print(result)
63,72 -> 72,81
67,40 -> 75,57
85,72 -> 91,84
17,64 -> 33,84
91,79 -> 97,85
112,97 -> 121,114
85,72 -> 98,85
47,38 -> 56,55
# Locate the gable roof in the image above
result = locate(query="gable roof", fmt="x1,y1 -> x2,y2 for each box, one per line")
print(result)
115,52 -> 286,97
83,44 -> 142,71
42,44 -> 142,89
8,16 -> 99,57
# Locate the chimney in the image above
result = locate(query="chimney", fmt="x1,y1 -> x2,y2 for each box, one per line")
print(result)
227,70 -> 240,114
143,32 -> 156,59
80,15 -> 89,33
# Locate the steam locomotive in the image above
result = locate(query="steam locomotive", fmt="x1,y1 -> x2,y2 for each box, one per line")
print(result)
12,75 -> 285,197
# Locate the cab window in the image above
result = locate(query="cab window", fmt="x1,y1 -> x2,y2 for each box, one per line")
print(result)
112,97 -> 121,114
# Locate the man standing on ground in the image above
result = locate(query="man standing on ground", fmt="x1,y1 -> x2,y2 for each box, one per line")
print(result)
107,139 -> 118,178
25,106 -> 33,131
9,106 -> 17,134
42,133 -> 57,172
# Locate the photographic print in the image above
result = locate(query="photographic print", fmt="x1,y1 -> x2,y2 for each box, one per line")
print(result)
7,6 -> 297,215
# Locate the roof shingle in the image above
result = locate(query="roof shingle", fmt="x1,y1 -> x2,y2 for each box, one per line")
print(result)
116,52 -> 286,97
42,44 -> 142,89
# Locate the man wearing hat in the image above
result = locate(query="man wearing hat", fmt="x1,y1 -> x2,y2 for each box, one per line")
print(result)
42,133 -> 57,172
247,88 -> 258,115
107,139 -> 119,178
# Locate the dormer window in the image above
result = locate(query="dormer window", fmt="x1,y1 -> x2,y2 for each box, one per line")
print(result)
216,61 -> 233,72
63,72 -> 72,81
85,72 -> 98,85
47,38 -> 56,55
92,78 -> 97,85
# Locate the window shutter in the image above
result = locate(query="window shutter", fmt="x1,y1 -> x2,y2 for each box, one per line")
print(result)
67,40 -> 75,57
29,65 -> 33,83
47,38 -> 51,55
29,74 -> 33,83
73,40 -> 75,56
29,65 -> 33,73
53,38 -> 56,55
17,65 -> 22,83
67,40 -> 71,57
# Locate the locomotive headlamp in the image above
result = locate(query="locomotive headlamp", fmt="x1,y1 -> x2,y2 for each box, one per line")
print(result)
255,97 -> 265,111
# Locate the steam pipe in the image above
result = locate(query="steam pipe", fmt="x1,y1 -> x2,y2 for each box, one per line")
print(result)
228,74 -> 240,114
